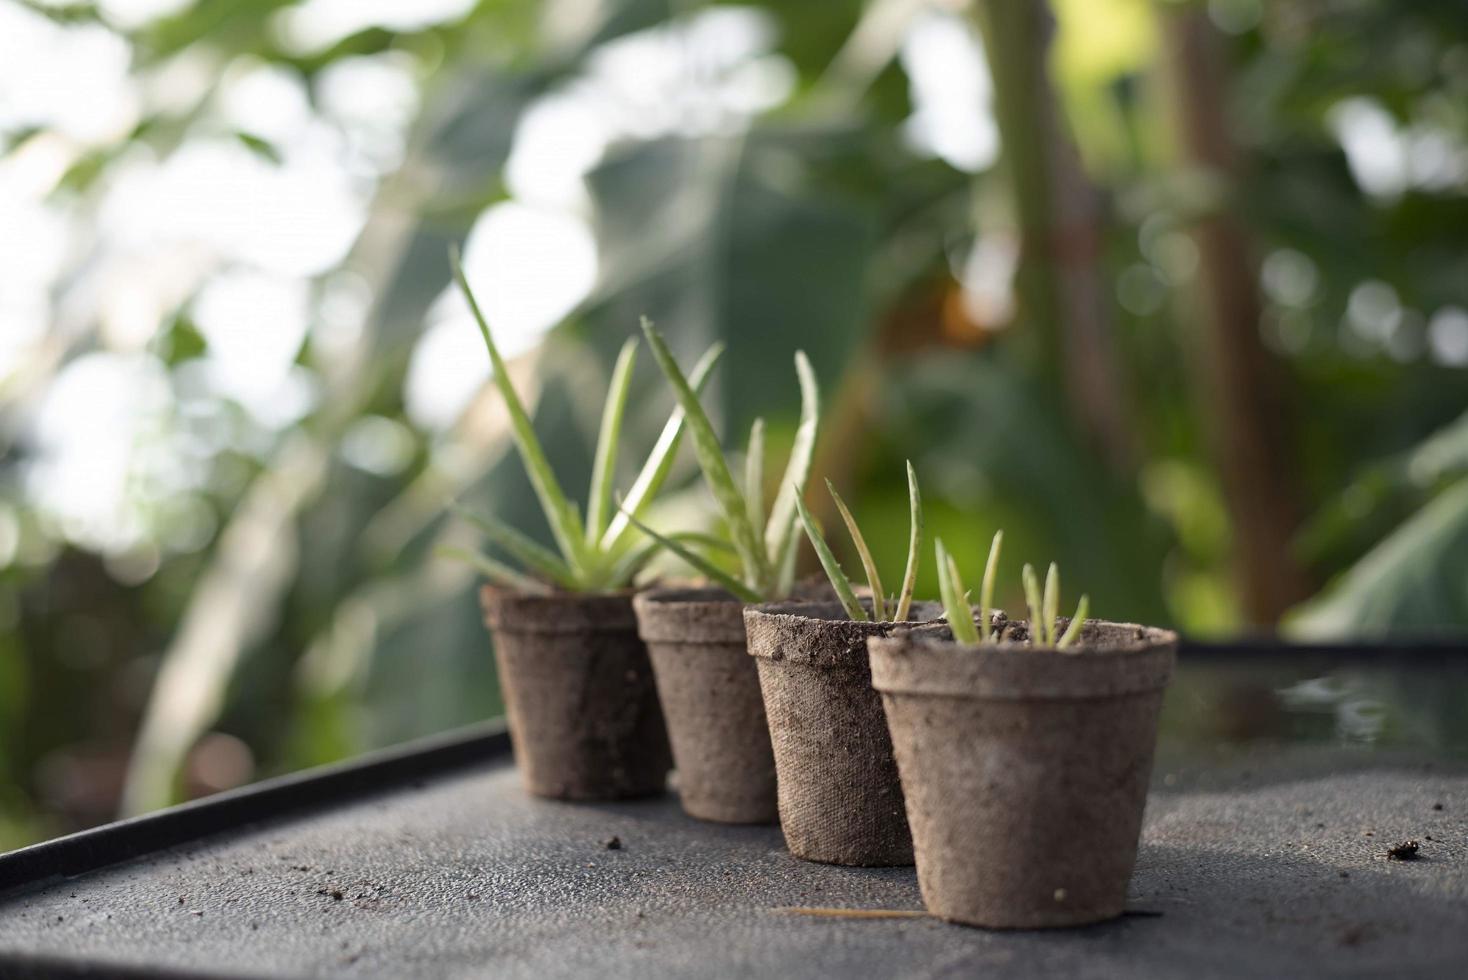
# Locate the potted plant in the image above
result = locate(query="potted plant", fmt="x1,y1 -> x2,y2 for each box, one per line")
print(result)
620,321 -> 820,824
868,533 -> 1177,928
742,465 -> 939,866
445,254 -> 720,802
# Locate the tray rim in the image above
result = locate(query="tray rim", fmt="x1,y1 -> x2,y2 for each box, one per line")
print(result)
0,721 -> 511,898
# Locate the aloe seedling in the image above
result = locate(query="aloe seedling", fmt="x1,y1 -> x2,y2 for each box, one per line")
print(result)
793,462 -> 924,623
444,251 -> 722,592
937,532 -> 1089,648
623,320 -> 819,603
1022,561 -> 1090,648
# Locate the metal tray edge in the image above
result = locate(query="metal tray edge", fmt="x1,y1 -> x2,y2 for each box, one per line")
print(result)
0,721 -> 511,896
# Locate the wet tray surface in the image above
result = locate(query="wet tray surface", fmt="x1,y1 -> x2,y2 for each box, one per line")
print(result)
1,730 -> 1466,978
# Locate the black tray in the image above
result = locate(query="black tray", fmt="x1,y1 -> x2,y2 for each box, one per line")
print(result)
1,643 -> 1466,979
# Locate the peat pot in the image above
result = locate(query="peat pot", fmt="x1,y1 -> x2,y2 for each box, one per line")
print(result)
633,587 -> 778,824
743,600 -> 940,866
867,620 -> 1177,929
480,586 -> 671,801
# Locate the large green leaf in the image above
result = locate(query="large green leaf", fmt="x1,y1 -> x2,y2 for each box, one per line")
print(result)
1289,478 -> 1468,639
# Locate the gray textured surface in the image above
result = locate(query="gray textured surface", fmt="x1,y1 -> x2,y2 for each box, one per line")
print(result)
0,747 -> 1465,979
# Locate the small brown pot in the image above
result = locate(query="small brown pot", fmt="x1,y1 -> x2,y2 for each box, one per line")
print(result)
479,586 -> 671,801
632,587 -> 777,824
868,620 -> 1177,929
743,600 -> 941,866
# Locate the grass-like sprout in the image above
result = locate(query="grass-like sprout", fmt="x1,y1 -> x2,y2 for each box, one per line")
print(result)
1022,561 -> 1090,648
794,462 -> 924,623
938,533 -> 1089,648
622,319 -> 820,603
443,250 -> 722,592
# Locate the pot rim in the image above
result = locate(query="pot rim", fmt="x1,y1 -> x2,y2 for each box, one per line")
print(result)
632,586 -> 748,643
868,618 -> 1177,700
479,583 -> 638,634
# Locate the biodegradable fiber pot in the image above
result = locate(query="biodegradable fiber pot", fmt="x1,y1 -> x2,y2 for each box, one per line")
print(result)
743,600 -> 940,866
868,620 -> 1177,929
632,587 -> 777,824
480,586 -> 671,801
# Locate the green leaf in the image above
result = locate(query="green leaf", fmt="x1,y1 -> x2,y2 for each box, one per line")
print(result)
765,351 -> 820,575
640,319 -> 769,591
773,523 -> 801,600
600,342 -> 723,553
1289,477 -> 1468,638
826,479 -> 887,622
979,529 -> 1003,644
936,539 -> 980,645
745,417 -> 766,537
603,539 -> 663,590
1056,594 -> 1089,649
451,504 -> 577,587
585,338 -> 637,544
451,248 -> 586,569
893,460 -> 922,622
796,491 -> 868,621
1022,563 -> 1043,645
1042,562 -> 1060,646
617,507 -> 762,603
668,531 -> 738,554
436,546 -> 553,595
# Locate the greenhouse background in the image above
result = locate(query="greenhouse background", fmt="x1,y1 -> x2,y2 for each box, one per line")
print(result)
2,0 -> 1467,847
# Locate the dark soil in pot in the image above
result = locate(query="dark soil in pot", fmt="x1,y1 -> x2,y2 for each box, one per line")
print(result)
632,587 -> 777,824
480,586 -> 671,801
868,619 -> 1177,929
743,600 -> 942,866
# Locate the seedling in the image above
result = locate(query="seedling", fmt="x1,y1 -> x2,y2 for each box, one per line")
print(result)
936,532 -> 1089,648
622,320 -> 819,603
793,462 -> 924,623
443,250 -> 722,592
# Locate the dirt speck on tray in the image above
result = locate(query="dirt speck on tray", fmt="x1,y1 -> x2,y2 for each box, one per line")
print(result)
1386,840 -> 1421,861
604,836 -> 623,851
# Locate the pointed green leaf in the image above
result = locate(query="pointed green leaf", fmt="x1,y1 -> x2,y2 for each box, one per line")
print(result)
668,531 -> 737,554
765,351 -> 820,573
585,338 -> 637,544
603,539 -> 662,590
617,508 -> 762,603
936,539 -> 980,645
1056,594 -> 1090,649
893,461 -> 923,622
979,529 -> 1003,643
826,479 -> 887,622
600,342 -> 723,553
451,504 -> 577,587
451,249 -> 585,567
1043,562 -> 1060,646
773,524 -> 801,600
745,417 -> 766,537
796,491 -> 867,622
1022,563 -> 1043,645
640,319 -> 768,590
437,546 -> 553,594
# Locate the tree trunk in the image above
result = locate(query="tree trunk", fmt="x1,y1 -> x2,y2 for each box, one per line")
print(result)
1158,6 -> 1312,624
971,0 -> 1137,473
